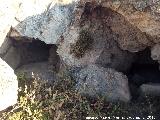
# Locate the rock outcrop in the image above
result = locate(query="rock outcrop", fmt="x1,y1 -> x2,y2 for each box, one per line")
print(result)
9,0 -> 77,44
1,0 -> 160,53
75,64 -> 131,102
7,0 -> 160,51
0,58 -> 18,111
1,0 -> 160,109
0,0 -> 78,68
140,84 -> 160,96
77,0 -> 160,51
57,6 -> 136,72
2,0 -> 160,57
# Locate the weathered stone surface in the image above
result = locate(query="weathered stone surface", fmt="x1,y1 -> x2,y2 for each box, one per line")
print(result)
140,84 -> 160,96
15,62 -> 55,82
1,0 -> 160,50
58,6 -> 136,71
48,45 -> 60,72
0,58 -> 18,111
14,0 -> 75,23
8,0 -> 158,52
1,0 -> 160,107
101,0 -> 160,44
75,65 -> 131,102
10,0 -> 77,44
0,0 -> 77,58
73,0 -> 160,52
151,44 -> 160,61
2,0 -> 159,53
3,46 -> 21,70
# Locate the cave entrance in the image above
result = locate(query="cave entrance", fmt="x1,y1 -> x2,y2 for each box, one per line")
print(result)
1,36 -> 60,81
126,48 -> 160,99
14,38 -> 52,67
127,48 -> 160,86
1,37 -> 54,70
1,37 -> 60,72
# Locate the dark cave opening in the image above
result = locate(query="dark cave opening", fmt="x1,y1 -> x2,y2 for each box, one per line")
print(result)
127,48 -> 160,86
126,48 -> 160,99
1,37 -> 59,70
12,38 -> 52,66
0,36 -> 61,82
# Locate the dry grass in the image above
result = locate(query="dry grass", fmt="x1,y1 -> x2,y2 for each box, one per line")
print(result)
0,69 -> 160,120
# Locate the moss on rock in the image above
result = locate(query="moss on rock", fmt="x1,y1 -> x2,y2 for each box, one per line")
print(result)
70,29 -> 93,58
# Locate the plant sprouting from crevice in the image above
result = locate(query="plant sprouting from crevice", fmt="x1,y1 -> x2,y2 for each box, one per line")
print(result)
70,29 -> 93,58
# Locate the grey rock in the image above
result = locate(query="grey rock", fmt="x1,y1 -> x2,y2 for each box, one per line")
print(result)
140,84 -> 160,96
57,11 -> 135,72
75,64 -> 131,102
95,40 -> 135,72
0,58 -> 18,111
3,46 -> 21,69
0,0 -> 77,46
12,2 -> 76,44
15,62 -> 56,82
48,45 -> 60,72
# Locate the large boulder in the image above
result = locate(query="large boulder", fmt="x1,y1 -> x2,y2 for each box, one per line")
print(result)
1,0 -> 160,52
74,65 -> 131,102
9,0 -> 160,51
0,0 -> 77,72
0,0 -> 77,61
87,0 -> 160,52
9,0 -> 77,44
3,0 -> 160,53
62,0 -> 159,53
57,6 -> 136,72
0,58 -> 18,111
